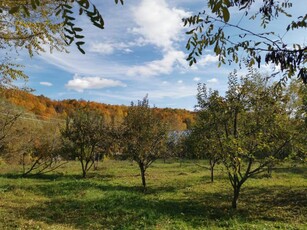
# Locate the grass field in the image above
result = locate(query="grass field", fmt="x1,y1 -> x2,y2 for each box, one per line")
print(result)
0,159 -> 306,229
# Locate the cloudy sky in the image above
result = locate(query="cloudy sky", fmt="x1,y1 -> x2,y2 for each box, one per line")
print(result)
20,0 -> 306,110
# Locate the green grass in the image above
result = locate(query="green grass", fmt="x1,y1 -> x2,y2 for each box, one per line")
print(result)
0,159 -> 306,229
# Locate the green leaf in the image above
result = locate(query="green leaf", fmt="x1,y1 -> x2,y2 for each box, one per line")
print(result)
31,0 -> 37,10
64,35 -> 74,45
223,0 -> 230,6
93,21 -> 104,29
78,0 -> 90,9
186,29 -> 195,35
55,9 -> 62,17
73,27 -> 83,32
9,6 -> 20,14
22,5 -> 30,17
64,28 -> 74,34
222,7 -> 230,22
75,34 -> 85,39
76,44 -> 86,54
76,41 -> 85,46
249,58 -> 255,67
65,16 -> 75,21
64,9 -> 74,15
66,22 -> 75,27
212,1 -> 222,13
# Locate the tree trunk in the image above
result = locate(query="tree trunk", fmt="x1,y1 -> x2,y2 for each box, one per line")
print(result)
267,165 -> 272,177
139,163 -> 146,191
232,184 -> 241,209
23,159 -> 39,176
80,159 -> 87,178
94,153 -> 99,171
22,152 -> 26,174
209,159 -> 215,183
210,165 -> 214,183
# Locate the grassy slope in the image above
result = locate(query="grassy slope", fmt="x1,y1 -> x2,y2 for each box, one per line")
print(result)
0,160 -> 306,230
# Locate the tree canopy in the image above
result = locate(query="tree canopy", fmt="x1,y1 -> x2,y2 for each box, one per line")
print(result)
0,0 -> 123,85
61,106 -> 113,177
193,68 -> 293,208
120,96 -> 168,190
184,0 -> 306,84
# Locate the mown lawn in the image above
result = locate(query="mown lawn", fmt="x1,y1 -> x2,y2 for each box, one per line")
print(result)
0,159 -> 306,229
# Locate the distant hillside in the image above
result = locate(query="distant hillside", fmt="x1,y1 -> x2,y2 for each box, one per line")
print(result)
1,89 -> 195,130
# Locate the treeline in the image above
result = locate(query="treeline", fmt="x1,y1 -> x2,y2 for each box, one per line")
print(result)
2,88 -> 195,130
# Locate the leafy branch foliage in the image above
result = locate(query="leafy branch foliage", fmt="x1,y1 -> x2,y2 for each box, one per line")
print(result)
62,106 -> 113,177
193,68 -> 294,208
0,0 -> 124,84
187,87 -> 224,182
120,96 -> 168,190
54,0 -> 123,54
183,0 -> 306,84
4,0 -> 124,53
22,124 -> 67,176
0,97 -> 22,153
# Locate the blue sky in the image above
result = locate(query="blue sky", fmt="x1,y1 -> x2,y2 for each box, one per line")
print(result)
17,0 -> 306,110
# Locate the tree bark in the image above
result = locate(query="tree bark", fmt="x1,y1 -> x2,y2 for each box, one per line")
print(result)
23,159 -> 39,176
94,153 -> 99,170
80,159 -> 87,178
139,162 -> 146,191
210,165 -> 214,183
209,159 -> 215,183
267,165 -> 273,177
232,183 -> 241,209
82,168 -> 87,178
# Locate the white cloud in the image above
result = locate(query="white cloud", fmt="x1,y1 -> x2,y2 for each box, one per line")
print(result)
193,77 -> 201,82
89,43 -> 114,54
198,54 -> 219,66
89,42 -> 134,55
40,82 -> 53,86
138,84 -> 196,99
207,78 -> 218,83
127,50 -> 187,77
39,50 -> 129,79
126,1 -> 191,77
89,77 -> 198,102
131,0 -> 190,50
66,74 -> 126,92
260,63 -> 281,73
177,80 -> 183,84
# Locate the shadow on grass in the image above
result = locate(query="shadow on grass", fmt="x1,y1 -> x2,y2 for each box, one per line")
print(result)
238,185 -> 307,223
24,184 -> 306,229
2,169 -> 306,229
22,180 -> 180,199
0,172 -> 82,180
274,166 -> 307,177
0,172 -> 115,181
25,183 -> 299,228
3,178 -> 306,229
21,190 -> 237,229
